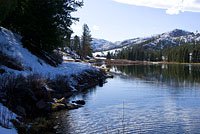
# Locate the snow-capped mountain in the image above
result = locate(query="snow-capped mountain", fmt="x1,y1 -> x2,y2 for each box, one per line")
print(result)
162,29 -> 193,37
92,29 -> 200,56
91,38 -> 118,52
114,29 -> 198,49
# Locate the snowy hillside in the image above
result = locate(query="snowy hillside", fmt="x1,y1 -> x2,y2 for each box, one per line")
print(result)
0,27 -> 98,83
93,29 -> 200,57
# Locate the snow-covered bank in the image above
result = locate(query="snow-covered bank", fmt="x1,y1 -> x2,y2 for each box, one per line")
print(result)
0,26 -> 105,98
0,27 -> 98,77
0,126 -> 17,134
0,27 -> 106,133
0,27 -> 102,90
0,104 -> 18,134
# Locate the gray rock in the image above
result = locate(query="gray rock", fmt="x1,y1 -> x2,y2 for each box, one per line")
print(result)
72,100 -> 85,105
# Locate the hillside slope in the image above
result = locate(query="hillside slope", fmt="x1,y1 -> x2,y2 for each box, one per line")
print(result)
0,27 -> 98,79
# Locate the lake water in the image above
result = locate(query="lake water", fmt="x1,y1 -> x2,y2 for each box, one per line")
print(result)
55,64 -> 200,134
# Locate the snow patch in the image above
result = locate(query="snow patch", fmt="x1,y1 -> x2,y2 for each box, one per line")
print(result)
0,103 -> 18,134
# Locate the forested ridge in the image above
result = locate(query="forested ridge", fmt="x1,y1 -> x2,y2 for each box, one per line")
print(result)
114,42 -> 200,63
109,30 -> 200,63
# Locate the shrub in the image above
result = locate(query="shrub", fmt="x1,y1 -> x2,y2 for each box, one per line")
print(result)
49,75 -> 71,93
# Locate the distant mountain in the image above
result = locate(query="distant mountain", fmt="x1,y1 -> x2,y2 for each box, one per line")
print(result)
113,29 -> 197,50
91,38 -> 118,52
92,29 -> 200,56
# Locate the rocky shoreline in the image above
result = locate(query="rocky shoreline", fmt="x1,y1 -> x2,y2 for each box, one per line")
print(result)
1,69 -> 106,114
0,27 -> 108,133
0,68 -> 106,133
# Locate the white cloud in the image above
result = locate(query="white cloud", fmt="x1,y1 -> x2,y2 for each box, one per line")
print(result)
71,24 -> 82,30
93,25 -> 100,31
166,6 -> 182,15
113,0 -> 200,15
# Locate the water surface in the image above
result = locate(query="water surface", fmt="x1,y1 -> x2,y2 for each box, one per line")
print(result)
55,64 -> 200,134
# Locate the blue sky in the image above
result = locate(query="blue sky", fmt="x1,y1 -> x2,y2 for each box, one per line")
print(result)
71,0 -> 200,42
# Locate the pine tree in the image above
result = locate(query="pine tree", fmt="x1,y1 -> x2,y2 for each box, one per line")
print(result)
0,0 -> 18,24
73,35 -> 81,55
0,0 -> 83,52
106,52 -> 111,59
81,24 -> 93,59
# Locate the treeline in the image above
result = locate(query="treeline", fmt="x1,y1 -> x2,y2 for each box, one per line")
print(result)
114,42 -> 200,63
164,43 -> 200,63
0,0 -> 83,52
114,46 -> 162,62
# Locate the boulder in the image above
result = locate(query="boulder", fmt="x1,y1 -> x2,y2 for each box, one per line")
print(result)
65,103 -> 81,110
72,100 -> 85,105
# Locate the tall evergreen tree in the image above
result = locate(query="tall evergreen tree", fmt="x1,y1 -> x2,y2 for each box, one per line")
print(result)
0,0 -> 83,52
106,52 -> 111,59
0,0 -> 18,24
73,35 -> 81,54
81,24 -> 92,58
